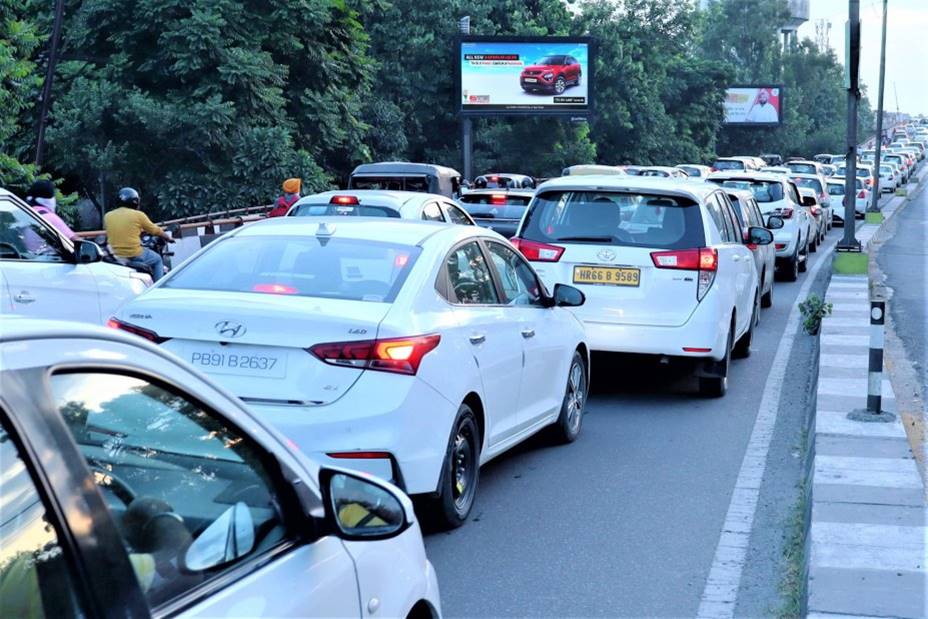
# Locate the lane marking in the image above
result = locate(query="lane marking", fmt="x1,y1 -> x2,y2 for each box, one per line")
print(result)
696,235 -> 838,619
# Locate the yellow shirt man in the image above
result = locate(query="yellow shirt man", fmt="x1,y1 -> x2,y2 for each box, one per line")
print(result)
104,207 -> 164,258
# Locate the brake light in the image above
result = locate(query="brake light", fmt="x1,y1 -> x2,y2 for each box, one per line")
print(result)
106,318 -> 169,344
857,190 -> 867,198
327,451 -> 392,460
330,195 -> 359,205
309,334 -> 440,375
775,243 -> 786,250
510,238 -> 565,262
253,283 -> 298,295
865,178 -> 873,186
778,207 -> 794,219
650,248 -> 718,301
490,194 -> 507,205
811,206 -> 821,217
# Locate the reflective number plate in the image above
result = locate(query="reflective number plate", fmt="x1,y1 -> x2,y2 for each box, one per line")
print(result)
523,78 -> 538,83
188,346 -> 287,378
572,266 -> 641,287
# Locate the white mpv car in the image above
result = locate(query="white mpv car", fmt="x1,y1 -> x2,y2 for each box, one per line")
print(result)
113,219 -> 589,528
511,175 -> 772,397
0,188 -> 150,322
0,318 -> 440,618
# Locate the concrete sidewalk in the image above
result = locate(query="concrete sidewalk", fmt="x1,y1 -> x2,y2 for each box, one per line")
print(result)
806,200 -> 928,618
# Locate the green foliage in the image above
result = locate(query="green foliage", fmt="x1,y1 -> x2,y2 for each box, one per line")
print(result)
799,293 -> 833,335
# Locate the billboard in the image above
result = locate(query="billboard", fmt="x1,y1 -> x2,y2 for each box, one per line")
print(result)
457,36 -> 593,115
723,86 -> 783,126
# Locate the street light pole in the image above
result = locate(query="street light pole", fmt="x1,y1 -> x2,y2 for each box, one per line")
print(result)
459,16 -> 473,183
838,0 -> 861,251
869,0 -> 888,211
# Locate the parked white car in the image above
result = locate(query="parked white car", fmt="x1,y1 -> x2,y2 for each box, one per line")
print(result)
0,188 -> 150,323
707,172 -> 814,282
112,218 -> 589,528
0,318 -> 441,618
512,175 -> 772,397
722,188 -> 779,308
289,190 -> 476,226
877,163 -> 899,192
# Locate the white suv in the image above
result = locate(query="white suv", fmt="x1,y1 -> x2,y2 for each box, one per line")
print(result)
512,176 -> 772,397
707,172 -> 814,282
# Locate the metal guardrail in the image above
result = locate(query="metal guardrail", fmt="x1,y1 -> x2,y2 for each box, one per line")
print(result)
74,204 -> 274,239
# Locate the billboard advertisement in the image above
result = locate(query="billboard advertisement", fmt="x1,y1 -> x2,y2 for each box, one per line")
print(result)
723,86 -> 783,126
458,36 -> 593,115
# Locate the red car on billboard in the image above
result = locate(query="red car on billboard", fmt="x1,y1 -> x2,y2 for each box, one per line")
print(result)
520,55 -> 582,95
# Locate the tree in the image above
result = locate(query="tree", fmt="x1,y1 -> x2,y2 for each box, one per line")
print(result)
44,0 -> 375,219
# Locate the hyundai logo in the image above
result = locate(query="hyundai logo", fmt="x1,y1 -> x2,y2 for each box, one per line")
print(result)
215,320 -> 246,339
597,249 -> 616,262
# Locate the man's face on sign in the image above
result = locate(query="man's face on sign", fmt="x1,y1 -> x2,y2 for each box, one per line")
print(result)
759,90 -> 769,105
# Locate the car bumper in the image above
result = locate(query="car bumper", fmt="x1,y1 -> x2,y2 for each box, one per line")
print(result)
248,371 -> 457,495
576,291 -> 729,361
520,76 -> 555,89
773,226 -> 801,257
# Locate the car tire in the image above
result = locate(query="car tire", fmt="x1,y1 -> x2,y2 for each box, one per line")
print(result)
779,243 -> 799,282
549,351 -> 587,444
798,244 -> 808,273
733,295 -> 758,359
761,277 -> 773,308
429,405 -> 480,530
554,76 -> 566,94
699,326 -> 732,398
809,233 -> 818,253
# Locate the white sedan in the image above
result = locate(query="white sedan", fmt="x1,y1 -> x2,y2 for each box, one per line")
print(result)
512,175 -> 772,397
0,318 -> 440,618
0,188 -> 150,322
112,218 -> 589,528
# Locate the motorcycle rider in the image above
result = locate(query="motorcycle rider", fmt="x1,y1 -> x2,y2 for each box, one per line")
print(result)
103,187 -> 174,281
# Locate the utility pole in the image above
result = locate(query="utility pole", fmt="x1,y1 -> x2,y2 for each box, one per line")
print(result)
838,0 -> 861,251
34,0 -> 66,168
869,0 -> 888,212
459,16 -> 474,183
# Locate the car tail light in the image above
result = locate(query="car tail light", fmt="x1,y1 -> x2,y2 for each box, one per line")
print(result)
650,248 -> 718,301
327,451 -> 392,460
107,318 -> 170,344
683,347 -> 712,353
510,238 -> 565,262
777,207 -> 794,219
811,206 -> 821,217
330,195 -> 359,205
308,334 -> 440,375
857,190 -> 867,198
490,194 -> 507,205
775,243 -> 786,250
865,178 -> 873,186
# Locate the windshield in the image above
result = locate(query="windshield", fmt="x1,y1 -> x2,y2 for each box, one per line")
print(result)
164,236 -> 420,303
713,159 -> 744,170
826,183 -> 845,196
520,190 -> 704,249
711,179 -> 784,203
290,203 -> 400,218
677,166 -> 702,177
349,175 -> 431,192
536,55 -> 565,65
459,194 -> 531,220
792,177 -> 823,193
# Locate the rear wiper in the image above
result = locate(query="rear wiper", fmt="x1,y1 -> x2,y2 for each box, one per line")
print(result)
554,235 -> 615,242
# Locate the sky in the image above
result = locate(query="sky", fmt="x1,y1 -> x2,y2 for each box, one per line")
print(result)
797,0 -> 928,117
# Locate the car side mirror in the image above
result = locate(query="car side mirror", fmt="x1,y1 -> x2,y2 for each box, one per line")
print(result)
320,469 -> 411,541
73,239 -> 103,264
553,283 -> 585,307
765,215 -> 785,230
800,195 -> 816,207
747,226 -> 774,246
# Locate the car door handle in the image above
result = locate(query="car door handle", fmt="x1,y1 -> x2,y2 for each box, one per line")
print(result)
469,334 -> 486,345
521,328 -> 536,339
14,292 -> 35,304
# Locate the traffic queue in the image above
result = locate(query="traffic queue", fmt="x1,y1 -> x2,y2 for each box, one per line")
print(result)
0,119 -> 925,617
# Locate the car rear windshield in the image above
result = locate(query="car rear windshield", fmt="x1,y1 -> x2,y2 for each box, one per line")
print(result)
520,190 -> 704,249
792,177 -> 823,193
459,194 -> 530,219
712,159 -> 744,170
827,183 -> 845,196
677,166 -> 702,177
164,236 -> 421,303
349,175 -> 430,193
788,163 -> 817,174
289,203 -> 400,218
711,179 -> 784,203
837,167 -> 869,178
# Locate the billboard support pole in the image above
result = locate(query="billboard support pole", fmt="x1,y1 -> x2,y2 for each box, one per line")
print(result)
462,117 -> 474,181
838,0 -> 861,252
869,0 -> 888,212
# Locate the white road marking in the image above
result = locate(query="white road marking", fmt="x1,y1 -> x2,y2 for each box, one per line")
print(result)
696,236 -> 838,619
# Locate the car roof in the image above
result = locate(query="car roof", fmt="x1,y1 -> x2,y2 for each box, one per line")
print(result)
461,188 -> 535,197
293,190 -> 441,210
351,161 -> 461,176
721,188 -> 755,201
536,174 -> 722,201
788,172 -> 824,179
707,171 -> 789,183
786,160 -> 819,165
230,215 -> 498,246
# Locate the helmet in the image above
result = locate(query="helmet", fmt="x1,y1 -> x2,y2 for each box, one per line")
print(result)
116,187 -> 140,208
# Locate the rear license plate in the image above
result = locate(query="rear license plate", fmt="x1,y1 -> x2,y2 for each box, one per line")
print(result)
572,266 -> 641,287
523,78 -> 538,83
187,346 -> 287,378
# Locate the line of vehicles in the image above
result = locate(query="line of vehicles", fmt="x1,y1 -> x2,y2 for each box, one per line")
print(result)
1,120 -> 924,617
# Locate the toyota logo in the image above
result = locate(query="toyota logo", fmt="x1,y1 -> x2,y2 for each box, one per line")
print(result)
215,320 -> 246,339
597,249 -> 616,262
